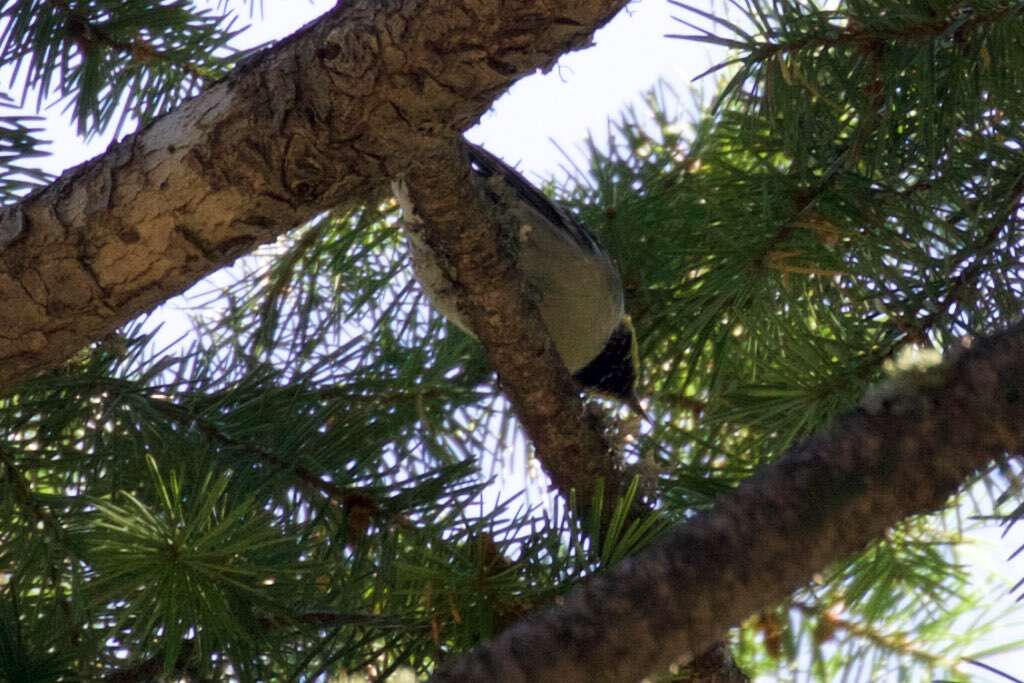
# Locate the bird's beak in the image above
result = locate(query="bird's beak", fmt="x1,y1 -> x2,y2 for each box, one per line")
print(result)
628,392 -> 651,423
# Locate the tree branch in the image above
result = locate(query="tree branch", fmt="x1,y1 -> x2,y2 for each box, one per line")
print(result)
393,136 -> 757,683
398,140 -> 629,512
431,321 -> 1024,683
0,0 -> 627,390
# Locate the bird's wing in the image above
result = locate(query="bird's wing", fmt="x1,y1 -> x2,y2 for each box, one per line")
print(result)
465,142 -> 603,257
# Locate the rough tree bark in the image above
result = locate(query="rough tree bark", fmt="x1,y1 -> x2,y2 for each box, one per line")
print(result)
0,0 -> 627,389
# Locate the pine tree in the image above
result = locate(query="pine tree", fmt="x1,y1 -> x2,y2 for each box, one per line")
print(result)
0,1 -> 1022,681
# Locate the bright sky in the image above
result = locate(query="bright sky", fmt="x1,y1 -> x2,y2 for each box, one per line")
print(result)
26,0 -> 1024,680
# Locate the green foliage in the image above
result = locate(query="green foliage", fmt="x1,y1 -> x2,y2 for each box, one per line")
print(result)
0,0 -> 1023,680
0,93 -> 50,203
78,455 -> 310,676
0,205 -> 669,678
0,0 -> 246,136
0,588 -> 76,682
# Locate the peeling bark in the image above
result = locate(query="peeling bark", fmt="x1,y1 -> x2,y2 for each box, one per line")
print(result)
0,0 -> 627,389
431,324 -> 1024,683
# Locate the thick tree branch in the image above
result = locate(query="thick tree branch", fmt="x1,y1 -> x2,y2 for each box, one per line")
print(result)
0,0 -> 627,389
431,322 -> 1024,683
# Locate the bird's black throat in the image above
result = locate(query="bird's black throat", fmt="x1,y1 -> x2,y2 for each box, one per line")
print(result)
572,321 -> 637,401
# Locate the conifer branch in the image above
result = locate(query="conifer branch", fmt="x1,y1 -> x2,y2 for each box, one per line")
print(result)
432,321 -> 1024,683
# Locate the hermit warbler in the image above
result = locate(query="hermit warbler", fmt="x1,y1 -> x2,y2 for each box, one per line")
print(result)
393,142 -> 641,411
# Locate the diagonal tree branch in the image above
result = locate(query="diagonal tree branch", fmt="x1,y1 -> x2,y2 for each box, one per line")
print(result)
396,139 -> 629,514
0,0 -> 628,390
431,322 -> 1024,683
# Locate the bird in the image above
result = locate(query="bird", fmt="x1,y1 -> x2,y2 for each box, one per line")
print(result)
392,141 -> 642,413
